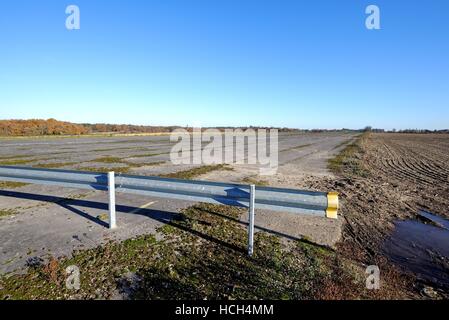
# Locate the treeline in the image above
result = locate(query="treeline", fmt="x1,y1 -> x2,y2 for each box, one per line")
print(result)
0,119 -> 88,136
82,123 -> 178,134
0,119 -> 181,136
213,126 -> 300,132
0,119 -> 303,136
1,119 -> 447,137
390,129 -> 449,134
363,126 -> 449,134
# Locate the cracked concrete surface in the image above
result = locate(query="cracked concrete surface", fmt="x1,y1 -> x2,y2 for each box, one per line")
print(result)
0,132 -> 354,274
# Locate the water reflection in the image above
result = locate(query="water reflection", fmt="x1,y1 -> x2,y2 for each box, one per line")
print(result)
383,211 -> 449,291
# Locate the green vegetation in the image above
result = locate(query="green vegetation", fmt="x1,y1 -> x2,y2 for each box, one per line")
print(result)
80,161 -> 166,174
63,193 -> 89,201
126,161 -> 165,168
78,166 -> 131,174
91,148 -> 120,152
96,213 -> 109,222
33,162 -> 77,169
84,155 -> 166,174
126,152 -> 169,158
0,181 -> 29,189
0,208 -> 19,218
327,133 -> 369,177
241,176 -> 269,186
90,157 -> 123,164
91,147 -> 148,152
0,159 -> 34,166
281,143 -> 313,152
161,164 -> 233,180
0,203 -> 365,299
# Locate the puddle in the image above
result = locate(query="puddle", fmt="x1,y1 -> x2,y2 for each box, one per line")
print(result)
418,210 -> 449,230
383,211 -> 449,291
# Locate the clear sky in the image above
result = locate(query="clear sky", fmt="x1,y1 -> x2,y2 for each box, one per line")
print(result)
0,0 -> 448,130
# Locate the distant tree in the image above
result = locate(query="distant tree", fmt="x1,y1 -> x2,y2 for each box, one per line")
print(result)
0,119 -> 88,136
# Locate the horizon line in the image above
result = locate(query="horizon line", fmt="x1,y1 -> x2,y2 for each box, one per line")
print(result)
0,118 -> 448,132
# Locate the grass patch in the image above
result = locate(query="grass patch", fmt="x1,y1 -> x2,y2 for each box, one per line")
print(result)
64,193 -> 89,201
0,181 -> 29,189
89,157 -> 123,164
126,152 -> 169,158
91,148 -> 119,152
86,155 -> 165,172
161,164 -> 233,180
0,208 -> 19,218
0,159 -> 34,166
33,162 -> 77,169
105,140 -> 147,144
78,166 -> 131,174
79,160 -> 165,174
96,213 -> 109,222
0,203 -> 366,299
125,161 -> 166,168
91,147 -> 148,152
281,143 -> 313,152
241,176 -> 269,186
327,133 -> 369,177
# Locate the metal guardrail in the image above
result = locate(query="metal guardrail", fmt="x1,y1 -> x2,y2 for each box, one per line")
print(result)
0,166 -> 339,255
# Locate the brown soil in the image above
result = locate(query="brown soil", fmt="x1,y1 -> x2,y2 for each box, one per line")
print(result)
297,133 -> 449,298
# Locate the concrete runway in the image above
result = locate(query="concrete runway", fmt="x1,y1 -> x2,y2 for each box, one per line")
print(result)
0,132 -> 355,274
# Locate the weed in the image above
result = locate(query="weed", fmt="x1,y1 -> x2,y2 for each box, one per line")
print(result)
123,160 -> 165,169
89,157 -> 123,164
126,152 -> 169,158
241,176 -> 269,186
96,213 -> 109,222
33,162 -> 77,169
0,208 -> 19,218
0,181 -> 29,189
327,133 -> 369,177
0,204 -> 365,299
0,155 -> 33,160
0,159 -> 34,165
281,143 -> 313,152
161,164 -> 233,180
78,166 -> 131,174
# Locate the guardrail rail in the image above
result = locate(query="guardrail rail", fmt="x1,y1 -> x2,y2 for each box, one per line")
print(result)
0,165 -> 339,255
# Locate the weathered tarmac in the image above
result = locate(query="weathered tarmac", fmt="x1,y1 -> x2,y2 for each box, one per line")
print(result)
0,132 -> 355,274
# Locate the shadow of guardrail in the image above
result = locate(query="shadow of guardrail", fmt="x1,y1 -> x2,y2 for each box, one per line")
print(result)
0,190 -> 245,253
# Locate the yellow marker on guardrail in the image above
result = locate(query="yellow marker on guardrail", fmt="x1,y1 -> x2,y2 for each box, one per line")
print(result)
326,192 -> 339,219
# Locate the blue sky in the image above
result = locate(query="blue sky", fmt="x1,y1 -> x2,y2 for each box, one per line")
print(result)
0,0 -> 448,129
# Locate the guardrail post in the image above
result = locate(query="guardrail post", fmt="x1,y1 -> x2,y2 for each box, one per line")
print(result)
248,184 -> 255,256
108,171 -> 117,229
